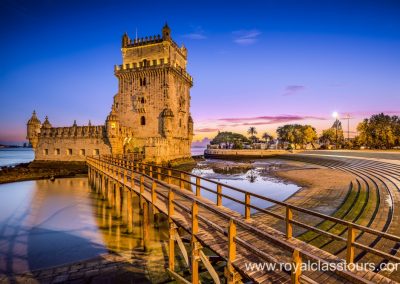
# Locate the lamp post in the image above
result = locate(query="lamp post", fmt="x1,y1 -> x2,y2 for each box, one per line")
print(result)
332,112 -> 339,150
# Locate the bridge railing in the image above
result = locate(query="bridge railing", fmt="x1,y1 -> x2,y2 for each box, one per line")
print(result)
92,155 -> 400,268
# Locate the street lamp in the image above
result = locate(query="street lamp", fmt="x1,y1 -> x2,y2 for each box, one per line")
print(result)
332,112 -> 339,150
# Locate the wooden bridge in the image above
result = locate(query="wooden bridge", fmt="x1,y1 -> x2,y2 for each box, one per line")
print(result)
86,155 -> 400,283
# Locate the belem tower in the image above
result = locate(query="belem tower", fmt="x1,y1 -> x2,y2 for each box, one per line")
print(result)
27,24 -> 194,163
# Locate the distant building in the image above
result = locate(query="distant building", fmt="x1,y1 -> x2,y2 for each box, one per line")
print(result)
27,24 -> 194,163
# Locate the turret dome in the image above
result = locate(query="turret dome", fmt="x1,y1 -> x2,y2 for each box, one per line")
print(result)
42,116 -> 52,128
27,111 -> 41,125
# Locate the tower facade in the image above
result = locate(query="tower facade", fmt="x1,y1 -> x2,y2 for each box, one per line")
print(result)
26,24 -> 194,164
113,23 -> 194,161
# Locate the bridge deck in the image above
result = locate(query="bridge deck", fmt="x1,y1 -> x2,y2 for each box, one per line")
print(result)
87,156 -> 400,283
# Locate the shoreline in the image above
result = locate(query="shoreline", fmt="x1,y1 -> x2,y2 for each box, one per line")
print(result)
0,161 -> 88,184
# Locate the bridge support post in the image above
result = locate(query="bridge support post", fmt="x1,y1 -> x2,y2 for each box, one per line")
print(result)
115,183 -> 121,218
142,201 -> 149,251
127,190 -> 133,233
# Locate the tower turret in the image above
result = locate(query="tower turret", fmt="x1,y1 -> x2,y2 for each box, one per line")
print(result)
122,32 -> 130,48
26,110 -> 41,149
161,108 -> 174,138
162,22 -> 171,40
42,116 -> 52,129
106,106 -> 123,155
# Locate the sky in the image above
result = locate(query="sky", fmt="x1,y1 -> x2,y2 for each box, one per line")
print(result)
0,0 -> 399,145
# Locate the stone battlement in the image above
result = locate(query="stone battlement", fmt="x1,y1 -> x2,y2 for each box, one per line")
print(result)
115,62 -> 193,83
40,125 -> 106,138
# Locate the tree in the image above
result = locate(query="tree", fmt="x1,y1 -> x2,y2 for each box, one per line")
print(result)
320,120 -> 344,148
356,113 -> 399,149
262,132 -> 273,143
210,132 -> 249,149
247,127 -> 258,143
277,124 -> 317,149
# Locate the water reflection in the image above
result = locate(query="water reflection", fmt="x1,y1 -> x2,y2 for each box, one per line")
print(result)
0,178 -> 171,282
187,159 -> 300,214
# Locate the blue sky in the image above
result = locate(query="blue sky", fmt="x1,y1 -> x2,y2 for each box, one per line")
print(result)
0,0 -> 399,144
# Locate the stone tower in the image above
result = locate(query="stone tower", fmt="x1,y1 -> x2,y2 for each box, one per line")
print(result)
26,24 -> 194,164
113,24 -> 194,161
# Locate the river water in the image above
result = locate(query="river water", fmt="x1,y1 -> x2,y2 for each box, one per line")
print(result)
0,148 -> 34,167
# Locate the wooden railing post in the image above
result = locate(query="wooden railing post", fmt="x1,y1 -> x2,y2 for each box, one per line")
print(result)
192,201 -> 199,283
151,181 -> 157,205
217,184 -> 222,206
168,169 -> 172,184
180,172 -> 184,189
196,177 -> 201,197
168,221 -> 176,271
168,188 -> 174,219
245,193 -> 251,220
291,249 -> 301,284
346,224 -> 355,264
228,219 -> 236,263
140,175 -> 144,195
149,165 -> 153,178
142,164 -> 146,175
286,206 -> 293,239
157,167 -> 161,180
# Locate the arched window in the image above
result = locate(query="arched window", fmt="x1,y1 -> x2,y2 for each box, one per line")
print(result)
141,97 -> 145,104
143,77 -> 146,86
140,116 -> 146,126
179,119 -> 182,127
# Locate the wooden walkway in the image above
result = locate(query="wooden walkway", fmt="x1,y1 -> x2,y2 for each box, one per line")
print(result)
86,155 -> 400,284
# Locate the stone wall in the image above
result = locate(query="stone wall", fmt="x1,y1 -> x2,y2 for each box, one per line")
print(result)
35,136 -> 111,161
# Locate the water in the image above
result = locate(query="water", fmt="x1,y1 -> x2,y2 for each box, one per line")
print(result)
0,178 -> 169,280
191,147 -> 206,156
188,159 -> 300,214
0,148 -> 34,167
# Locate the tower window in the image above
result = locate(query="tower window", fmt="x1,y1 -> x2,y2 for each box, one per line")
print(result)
43,149 -> 48,155
93,149 -> 100,155
179,119 -> 182,127
67,149 -> 72,155
55,149 -> 60,155
140,116 -> 146,126
141,97 -> 145,104
79,149 -> 85,156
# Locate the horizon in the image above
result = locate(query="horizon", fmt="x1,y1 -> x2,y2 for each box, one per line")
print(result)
1,0 -> 399,145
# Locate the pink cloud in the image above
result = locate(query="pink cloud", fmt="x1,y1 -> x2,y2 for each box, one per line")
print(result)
194,127 -> 220,132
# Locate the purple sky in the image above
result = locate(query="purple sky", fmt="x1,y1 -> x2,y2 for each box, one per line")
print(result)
0,0 -> 399,144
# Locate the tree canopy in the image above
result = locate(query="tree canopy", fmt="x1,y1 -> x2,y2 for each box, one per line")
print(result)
276,124 -> 317,148
356,113 -> 400,149
210,131 -> 250,148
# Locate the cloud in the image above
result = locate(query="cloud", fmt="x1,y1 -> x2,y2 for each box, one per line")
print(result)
195,127 -> 219,132
232,29 -> 261,45
182,26 -> 207,40
217,115 -> 326,127
283,85 -> 305,96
